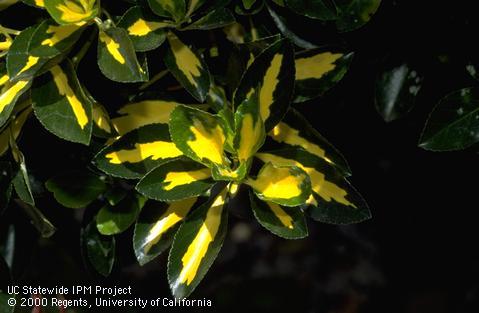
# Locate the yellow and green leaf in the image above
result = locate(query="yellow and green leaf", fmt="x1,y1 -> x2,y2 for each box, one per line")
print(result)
97,27 -> 149,83
293,48 -> 353,102
6,26 -> 49,81
234,38 -> 294,131
94,123 -> 183,179
28,19 -> 85,58
0,34 -> 12,53
112,98 -> 181,136
32,60 -> 93,145
268,109 -> 351,176
255,149 -> 371,224
164,32 -> 211,102
96,194 -> 146,236
134,197 -> 197,265
249,192 -> 308,239
147,0 -> 186,22
168,186 -> 228,298
246,162 -> 311,207
136,158 -> 214,202
44,0 -> 98,25
169,104 -> 229,168
21,0 -> 45,8
91,100 -> 115,138
118,6 -> 171,52
0,76 -> 31,128
0,106 -> 32,157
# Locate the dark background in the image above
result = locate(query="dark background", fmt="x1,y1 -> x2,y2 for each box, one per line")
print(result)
2,1 -> 479,312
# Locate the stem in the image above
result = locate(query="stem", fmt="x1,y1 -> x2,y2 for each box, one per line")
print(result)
139,69 -> 169,90
101,8 -> 116,27
72,28 -> 98,68
0,25 -> 20,36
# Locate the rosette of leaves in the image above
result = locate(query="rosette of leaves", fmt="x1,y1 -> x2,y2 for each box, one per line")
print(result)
0,0 -> 381,304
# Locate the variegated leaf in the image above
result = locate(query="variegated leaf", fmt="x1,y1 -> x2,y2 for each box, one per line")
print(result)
246,162 -> 311,207
21,0 -> 45,8
250,192 -> 308,239
91,100 -> 115,138
256,149 -> 371,224
234,38 -> 294,131
97,27 -> 148,83
32,60 -> 93,145
44,0 -> 98,25
134,197 -> 197,265
268,109 -> 351,176
294,48 -> 353,102
112,98 -> 182,136
94,123 -> 183,179
164,32 -> 210,102
169,104 -> 228,168
96,194 -> 146,235
28,19 -> 85,58
136,158 -> 213,201
0,77 -> 31,128
147,0 -> 186,22
7,26 -> 49,81
168,186 -> 228,298
118,6 -> 170,52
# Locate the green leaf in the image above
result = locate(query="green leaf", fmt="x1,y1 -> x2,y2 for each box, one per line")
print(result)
182,7 -> 235,31
147,0 -> 186,22
0,106 -> 32,157
134,197 -> 197,265
82,220 -> 115,277
164,32 -> 211,102
12,153 -> 35,206
97,27 -> 149,83
250,192 -> 308,239
94,123 -> 183,179
6,26 -> 49,81
246,162 -> 311,207
419,88 -> 479,151
268,109 -> 352,176
375,63 -> 423,122
0,162 -> 12,216
118,6 -> 169,52
168,186 -> 228,298
14,199 -> 56,238
233,92 -> 265,165
256,149 -> 371,224
0,78 -> 32,128
0,293 -> 14,313
28,19 -> 85,58
45,171 -> 107,209
234,38 -> 295,131
242,0 -> 256,10
293,49 -> 354,103
32,59 -> 93,145
335,0 -> 382,32
44,0 -> 99,25
111,98 -> 182,136
169,104 -> 228,168
186,0 -> 208,16
91,99 -> 116,138
96,194 -> 146,235
21,0 -> 45,8
136,158 -> 213,201
285,0 -> 337,20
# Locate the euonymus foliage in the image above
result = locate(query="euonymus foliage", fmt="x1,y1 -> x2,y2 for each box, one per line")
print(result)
0,0 -> 379,299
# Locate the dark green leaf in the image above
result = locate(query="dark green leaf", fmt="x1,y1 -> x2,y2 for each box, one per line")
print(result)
234,38 -> 295,131
164,32 -> 211,102
0,79 -> 31,128
250,192 -> 308,239
32,59 -> 93,145
97,27 -> 149,83
285,0 -> 336,20
182,7 -> 235,30
82,220 -> 115,277
45,171 -> 107,209
117,6 -> 169,52
94,123 -> 183,179
419,88 -> 479,151
96,194 -> 146,235
136,158 -> 213,201
12,154 -> 34,206
14,199 -> 56,237
335,0 -> 382,32
147,0 -> 186,22
134,198 -> 197,265
375,63 -> 423,122
168,186 -> 228,298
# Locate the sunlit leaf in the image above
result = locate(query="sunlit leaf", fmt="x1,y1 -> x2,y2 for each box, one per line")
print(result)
44,0 -> 98,25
